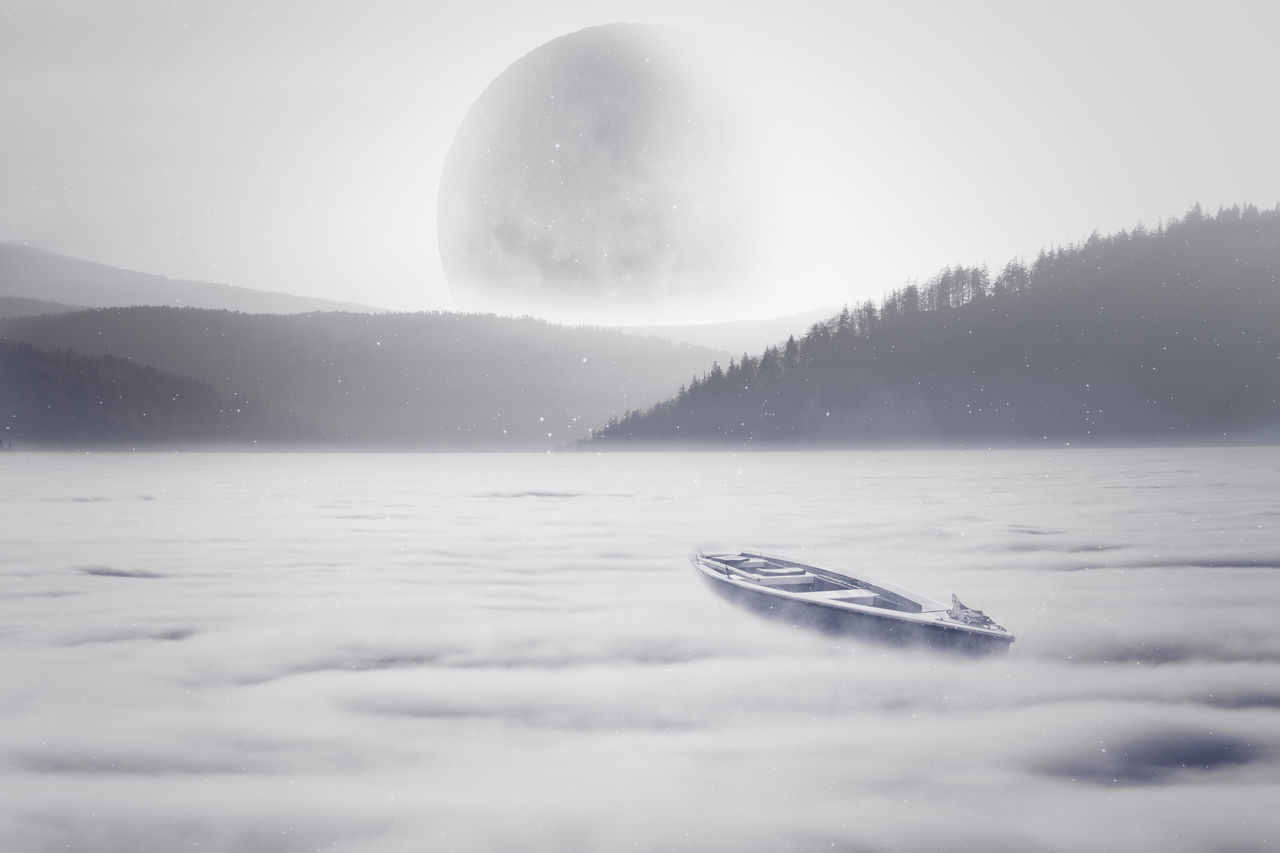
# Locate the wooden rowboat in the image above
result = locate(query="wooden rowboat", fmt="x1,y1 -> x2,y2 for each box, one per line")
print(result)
691,549 -> 1015,655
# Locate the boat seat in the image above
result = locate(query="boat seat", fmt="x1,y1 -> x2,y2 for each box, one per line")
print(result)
756,566 -> 805,576
805,589 -> 879,605
754,574 -> 815,588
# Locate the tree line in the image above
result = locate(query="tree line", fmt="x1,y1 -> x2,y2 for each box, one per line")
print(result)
0,340 -> 308,446
590,203 -> 1280,446
0,309 -> 721,448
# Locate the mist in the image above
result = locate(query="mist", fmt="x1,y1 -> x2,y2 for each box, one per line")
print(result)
3,448 -> 1278,851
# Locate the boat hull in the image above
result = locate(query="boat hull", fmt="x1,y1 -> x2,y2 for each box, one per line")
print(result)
693,553 -> 1014,656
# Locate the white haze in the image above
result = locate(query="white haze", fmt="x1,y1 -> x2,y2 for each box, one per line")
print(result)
2,448 -> 1280,851
4,2 -> 1280,318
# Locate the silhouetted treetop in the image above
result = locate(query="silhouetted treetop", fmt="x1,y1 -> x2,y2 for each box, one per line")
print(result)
589,204 -> 1280,447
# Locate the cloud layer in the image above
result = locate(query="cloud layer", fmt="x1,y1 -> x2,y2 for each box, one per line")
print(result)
2,447 -> 1279,851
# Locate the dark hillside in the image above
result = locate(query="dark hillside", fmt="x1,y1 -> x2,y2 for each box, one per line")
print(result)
589,204 -> 1280,446
0,309 -> 725,448
0,297 -> 81,318
0,341 -> 308,446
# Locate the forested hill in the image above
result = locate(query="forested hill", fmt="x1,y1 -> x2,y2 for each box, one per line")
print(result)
588,204 -> 1280,447
0,340 -> 311,446
0,309 -> 724,448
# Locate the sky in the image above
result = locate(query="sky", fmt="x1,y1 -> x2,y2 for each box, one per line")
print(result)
3,0 -> 1279,321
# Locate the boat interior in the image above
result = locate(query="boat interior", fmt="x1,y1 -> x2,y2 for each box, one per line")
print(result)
708,553 -> 923,613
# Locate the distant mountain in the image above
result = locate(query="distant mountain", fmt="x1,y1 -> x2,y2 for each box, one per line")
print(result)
0,340 -> 311,447
0,308 -> 726,448
588,204 -> 1280,447
0,296 -> 81,318
618,307 -> 839,354
0,243 -> 380,313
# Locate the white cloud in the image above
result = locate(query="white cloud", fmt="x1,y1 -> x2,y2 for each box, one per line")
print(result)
2,447 -> 1279,850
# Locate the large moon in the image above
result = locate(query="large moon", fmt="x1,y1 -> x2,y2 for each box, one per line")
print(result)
437,24 -> 760,325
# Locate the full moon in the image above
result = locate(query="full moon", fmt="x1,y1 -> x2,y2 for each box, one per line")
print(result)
437,24 -> 760,325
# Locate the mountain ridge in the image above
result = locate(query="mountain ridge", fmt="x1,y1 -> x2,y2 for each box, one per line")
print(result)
0,243 -> 382,314
0,339 -> 312,447
587,204 -> 1280,447
0,307 -> 726,448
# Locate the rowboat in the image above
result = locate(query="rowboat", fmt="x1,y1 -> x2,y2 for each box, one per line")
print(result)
690,549 -> 1014,655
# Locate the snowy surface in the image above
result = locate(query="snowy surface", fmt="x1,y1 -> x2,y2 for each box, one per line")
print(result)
2,448 -> 1279,851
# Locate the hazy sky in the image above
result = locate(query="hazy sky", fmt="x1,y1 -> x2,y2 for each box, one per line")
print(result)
3,0 -> 1278,320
